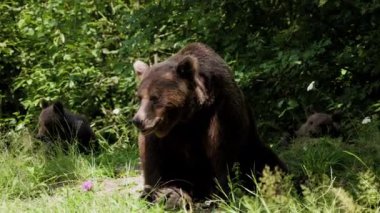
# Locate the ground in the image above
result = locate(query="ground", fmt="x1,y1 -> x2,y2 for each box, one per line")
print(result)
0,121 -> 379,212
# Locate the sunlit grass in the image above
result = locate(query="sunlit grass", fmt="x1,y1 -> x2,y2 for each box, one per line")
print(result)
0,121 -> 379,212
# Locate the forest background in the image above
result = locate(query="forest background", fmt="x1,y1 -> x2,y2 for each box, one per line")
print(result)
0,1 -> 379,212
1,0 -> 379,140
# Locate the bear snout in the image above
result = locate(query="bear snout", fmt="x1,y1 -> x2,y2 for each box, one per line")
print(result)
133,115 -> 163,136
132,116 -> 144,130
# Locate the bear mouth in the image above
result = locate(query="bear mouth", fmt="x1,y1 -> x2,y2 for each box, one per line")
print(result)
140,117 -> 162,135
141,128 -> 155,135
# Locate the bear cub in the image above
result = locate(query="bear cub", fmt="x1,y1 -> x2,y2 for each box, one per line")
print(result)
296,112 -> 341,138
36,100 -> 97,153
281,112 -> 341,145
132,42 -> 287,208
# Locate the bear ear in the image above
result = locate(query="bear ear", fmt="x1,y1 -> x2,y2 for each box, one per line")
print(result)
177,56 -> 198,79
52,101 -> 65,115
133,60 -> 150,80
40,99 -> 50,109
177,56 -> 209,104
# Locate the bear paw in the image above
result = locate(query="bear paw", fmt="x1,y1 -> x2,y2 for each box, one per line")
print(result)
141,185 -> 192,210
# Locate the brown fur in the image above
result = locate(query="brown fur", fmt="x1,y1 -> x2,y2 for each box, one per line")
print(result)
36,101 -> 97,153
296,112 -> 340,138
132,43 -> 287,203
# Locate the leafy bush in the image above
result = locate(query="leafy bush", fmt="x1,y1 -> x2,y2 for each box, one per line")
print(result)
1,1 -> 138,143
1,0 -> 379,144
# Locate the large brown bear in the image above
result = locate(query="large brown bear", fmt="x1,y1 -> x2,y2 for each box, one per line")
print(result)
132,43 -> 287,207
36,100 -> 97,153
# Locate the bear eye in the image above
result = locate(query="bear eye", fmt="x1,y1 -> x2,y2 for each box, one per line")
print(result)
150,96 -> 159,104
309,121 -> 313,125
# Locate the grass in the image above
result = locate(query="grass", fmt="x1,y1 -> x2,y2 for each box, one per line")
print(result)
0,121 -> 379,212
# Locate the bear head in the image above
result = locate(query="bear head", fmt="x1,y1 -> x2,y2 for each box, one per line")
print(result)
36,100 -> 71,142
295,112 -> 340,138
132,56 -> 208,138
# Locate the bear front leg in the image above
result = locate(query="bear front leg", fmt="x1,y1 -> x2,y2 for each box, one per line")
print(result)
138,135 -> 162,201
141,155 -> 193,210
141,159 -> 193,210
213,160 -> 230,198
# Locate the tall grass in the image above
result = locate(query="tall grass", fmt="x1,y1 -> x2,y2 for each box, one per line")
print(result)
0,121 -> 379,212
216,121 -> 380,212
0,128 -> 138,198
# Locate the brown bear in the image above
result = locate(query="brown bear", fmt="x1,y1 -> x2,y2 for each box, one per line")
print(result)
295,112 -> 341,138
36,100 -> 97,153
132,42 -> 287,207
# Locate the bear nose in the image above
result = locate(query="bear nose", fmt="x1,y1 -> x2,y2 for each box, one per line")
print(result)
132,117 -> 144,130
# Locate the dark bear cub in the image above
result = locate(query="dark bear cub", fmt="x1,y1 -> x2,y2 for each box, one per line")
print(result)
281,112 -> 341,145
296,112 -> 341,138
36,100 -> 97,153
132,42 -> 287,209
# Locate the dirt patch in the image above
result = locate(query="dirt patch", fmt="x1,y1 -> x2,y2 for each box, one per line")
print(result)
99,175 -> 144,196
76,174 -> 144,197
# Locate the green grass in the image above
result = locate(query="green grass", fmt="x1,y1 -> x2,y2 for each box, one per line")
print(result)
0,121 -> 379,212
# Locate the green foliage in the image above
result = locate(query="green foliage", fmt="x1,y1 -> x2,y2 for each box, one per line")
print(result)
0,129 -> 137,199
216,123 -> 380,212
0,130 -> 47,198
0,1 -> 380,211
283,137 -> 353,176
356,170 -> 380,208
279,121 -> 380,188
1,0 -> 139,142
0,1 -> 24,122
0,0 -> 379,140
16,0 -> 133,111
2,0 -> 379,143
